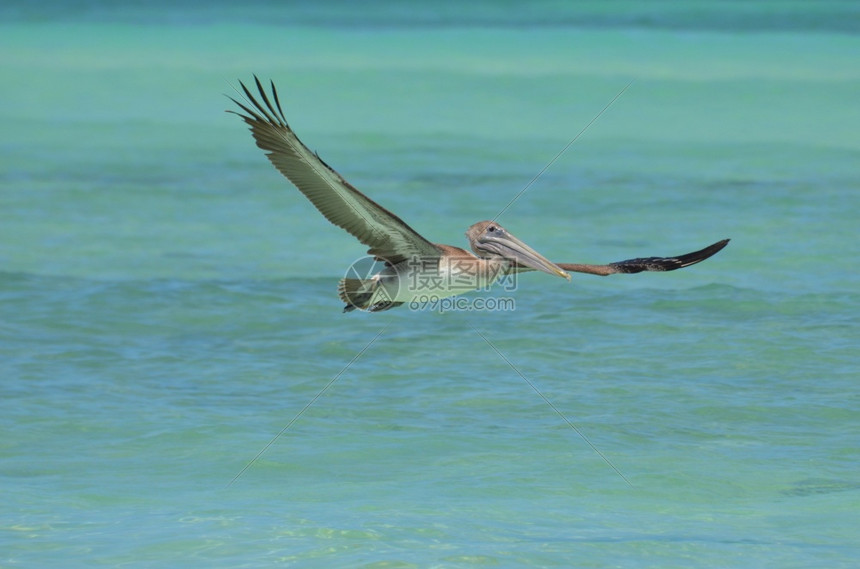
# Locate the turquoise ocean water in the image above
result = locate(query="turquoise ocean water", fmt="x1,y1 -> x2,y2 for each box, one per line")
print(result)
2,1 -> 858,567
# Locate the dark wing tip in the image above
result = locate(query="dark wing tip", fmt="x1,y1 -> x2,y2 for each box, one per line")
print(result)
684,238 -> 730,265
609,238 -> 730,274
226,76 -> 289,128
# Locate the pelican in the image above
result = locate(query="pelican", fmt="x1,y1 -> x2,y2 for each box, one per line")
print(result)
229,77 -> 729,312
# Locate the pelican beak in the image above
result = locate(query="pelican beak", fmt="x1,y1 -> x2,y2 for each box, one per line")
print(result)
482,232 -> 571,281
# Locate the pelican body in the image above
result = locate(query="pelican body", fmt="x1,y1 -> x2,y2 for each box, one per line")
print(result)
339,223 -> 571,312
229,77 -> 729,312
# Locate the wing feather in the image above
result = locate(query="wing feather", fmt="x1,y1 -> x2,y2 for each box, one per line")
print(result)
513,239 -> 729,276
228,76 -> 441,265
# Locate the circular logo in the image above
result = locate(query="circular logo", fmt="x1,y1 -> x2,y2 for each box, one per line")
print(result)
341,256 -> 400,311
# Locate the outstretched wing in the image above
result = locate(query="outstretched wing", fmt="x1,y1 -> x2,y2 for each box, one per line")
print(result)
513,239 -> 729,276
228,76 -> 441,265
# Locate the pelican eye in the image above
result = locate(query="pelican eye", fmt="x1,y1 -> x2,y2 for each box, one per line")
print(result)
487,225 -> 497,233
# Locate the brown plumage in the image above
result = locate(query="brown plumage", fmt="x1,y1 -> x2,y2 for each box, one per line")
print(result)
229,77 -> 729,312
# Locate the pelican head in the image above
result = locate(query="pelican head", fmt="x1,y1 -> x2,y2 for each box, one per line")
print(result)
466,221 -> 571,280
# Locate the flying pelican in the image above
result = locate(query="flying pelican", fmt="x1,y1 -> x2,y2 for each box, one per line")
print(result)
229,77 -> 729,312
